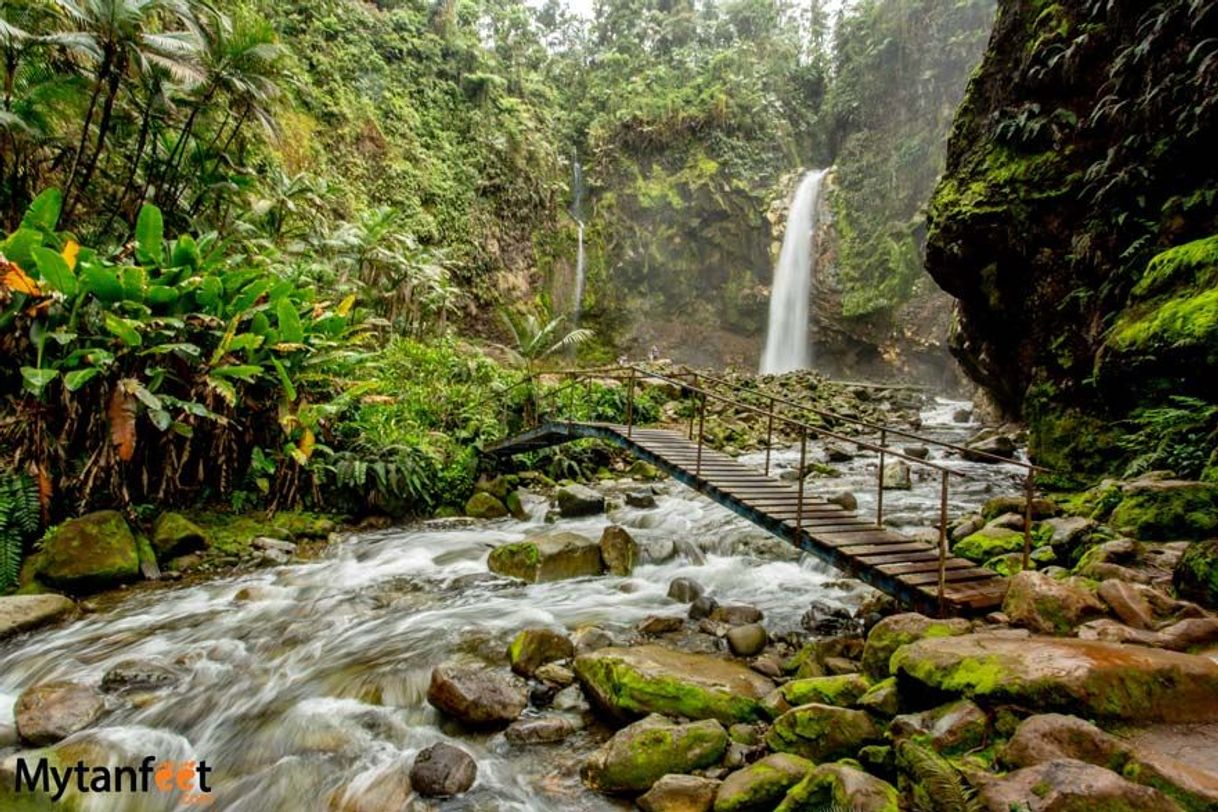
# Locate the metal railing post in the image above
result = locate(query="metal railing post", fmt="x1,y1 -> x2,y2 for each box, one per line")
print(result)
876,428 -> 887,528
688,374 -> 698,440
696,393 -> 706,476
626,366 -> 636,437
939,470 -> 950,615
797,427 -> 807,535
764,396 -> 776,477
1022,468 -> 1035,571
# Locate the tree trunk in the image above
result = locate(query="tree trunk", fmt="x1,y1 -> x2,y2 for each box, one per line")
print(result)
66,53 -> 124,220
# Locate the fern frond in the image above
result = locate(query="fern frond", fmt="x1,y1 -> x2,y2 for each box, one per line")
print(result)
897,739 -> 982,812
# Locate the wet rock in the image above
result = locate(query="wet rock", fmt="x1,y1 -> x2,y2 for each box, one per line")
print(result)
766,703 -> 881,762
675,538 -> 708,565
465,491 -> 509,519
774,763 -> 899,812
962,434 -> 1016,462
581,714 -> 728,793
599,525 -> 638,576
505,715 -> 576,744
487,531 -> 604,583
983,495 -> 1059,521
1096,579 -> 1157,629
710,605 -> 763,626
15,681 -> 105,745
669,577 -> 706,603
505,489 -> 529,520
1108,479 -> 1218,541
979,759 -> 1179,811
552,684 -> 590,713
100,659 -> 179,693
881,461 -> 912,490
726,624 -> 767,657
1002,571 -> 1106,635
689,595 -> 719,620
20,510 -> 139,594
799,601 -> 858,636
987,511 -> 1027,531
507,628 -> 574,677
534,662 -> 575,686
892,634 -> 1218,722
574,645 -> 776,723
165,552 -> 202,572
904,445 -> 930,460
0,594 -> 75,640
770,674 -> 871,716
950,514 -> 986,542
638,774 -> 721,812
856,677 -> 901,717
860,612 -> 971,680
824,442 -> 855,462
642,538 -> 678,563
150,512 -> 210,560
409,742 -> 477,797
640,615 -> 685,635
827,490 -> 858,511
714,753 -> 814,812
953,525 -> 1026,563
749,654 -> 782,679
555,484 -> 605,517
426,664 -> 528,728
627,490 -> 658,509
890,699 -> 989,753
1044,515 -> 1097,553
572,625 -> 615,653
1176,539 -> 1218,609
253,537 -> 297,555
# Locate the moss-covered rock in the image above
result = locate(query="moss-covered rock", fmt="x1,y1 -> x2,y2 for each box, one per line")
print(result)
507,627 -> 573,677
487,532 -> 604,582
150,512 -> 209,560
599,525 -> 638,576
860,613 -> 971,680
767,674 -> 871,717
773,763 -> 899,812
765,704 -> 881,762
952,525 -> 1026,563
574,645 -> 775,724
1107,480 -> 1218,541
713,753 -> 813,812
1174,540 -> 1218,610
983,495 -> 1059,521
890,699 -> 990,754
1002,570 -> 1107,635
21,511 -> 139,594
465,491 -> 509,519
581,714 -> 727,793
855,677 -> 901,717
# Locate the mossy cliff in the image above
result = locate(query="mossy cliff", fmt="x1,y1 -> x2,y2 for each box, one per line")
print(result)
925,0 -> 1218,478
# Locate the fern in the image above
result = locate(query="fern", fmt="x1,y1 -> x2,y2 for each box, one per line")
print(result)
0,471 -> 40,592
1118,396 -> 1218,479
897,739 -> 983,812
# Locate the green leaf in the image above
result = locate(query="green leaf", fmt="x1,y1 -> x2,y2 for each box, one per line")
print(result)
197,276 -> 223,311
135,204 -> 164,266
148,408 -> 172,431
129,382 -> 162,411
1,228 -> 44,267
81,266 -> 124,303
119,266 -> 147,302
206,376 -> 237,407
210,364 -> 263,383
31,247 -> 77,296
139,342 -> 202,358
250,312 -> 271,335
170,234 -> 199,269
20,189 -> 62,233
271,358 -> 297,402
103,313 -> 142,347
64,368 -> 101,391
20,367 -> 59,396
147,286 -> 180,306
277,298 -> 304,344
228,333 -> 264,353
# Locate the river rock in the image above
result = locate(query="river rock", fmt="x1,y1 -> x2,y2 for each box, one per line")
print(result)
639,615 -> 685,635
962,434 -> 1016,462
1002,571 -> 1106,635
0,594 -> 75,640
465,491 -> 509,519
983,495 -> 1059,520
860,612 -> 971,680
891,634 -> 1218,722
668,577 -> 706,603
638,774 -> 721,812
426,664 -> 528,727
581,714 -> 727,793
904,445 -> 930,460
1175,539 -> 1218,609
890,699 -> 989,753
710,604 -> 763,626
978,759 -> 1179,811
689,595 -> 719,620
1108,479 -> 1218,541
574,645 -> 776,723
714,752 -> 813,812
726,624 -> 767,657
774,763 -> 900,812
771,673 -> 871,713
409,742 -> 477,797
800,600 -> 857,636
881,461 -> 912,490
599,525 -> 638,576
627,489 -> 658,509
950,514 -> 986,542
535,662 -> 575,686
505,715 -> 576,744
15,681 -> 105,745
824,442 -> 855,462
20,510 -> 139,594
487,531 -> 604,582
100,659 -> 179,693
556,484 -> 605,517
827,490 -> 858,511
953,525 -> 1026,563
765,704 -> 881,761
1096,579 -> 1157,629
150,512 -> 209,560
508,627 -> 574,677
856,677 -> 902,717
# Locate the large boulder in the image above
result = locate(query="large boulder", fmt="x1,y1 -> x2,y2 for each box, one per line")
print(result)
713,753 -> 814,812
149,512 -> 209,560
978,759 -> 1180,811
764,674 -> 871,718
1107,480 -> 1218,541
425,664 -> 527,728
765,703 -> 882,762
599,525 -> 638,576
860,613 -> 971,680
953,525 -> 1026,563
1002,571 -> 1107,635
465,491 -> 509,519
891,634 -> 1218,723
1175,539 -> 1218,609
556,484 -> 605,517
983,495 -> 1059,520
574,645 -> 775,724
487,532 -> 604,582
507,627 -> 573,677
409,742 -> 477,797
0,594 -> 75,640
20,511 -> 139,594
581,714 -> 727,793
890,699 -> 989,754
774,763 -> 899,812
15,681 -> 105,745
638,774 -> 721,812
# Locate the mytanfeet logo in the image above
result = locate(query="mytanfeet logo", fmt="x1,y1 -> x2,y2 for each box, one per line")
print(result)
13,755 -> 213,806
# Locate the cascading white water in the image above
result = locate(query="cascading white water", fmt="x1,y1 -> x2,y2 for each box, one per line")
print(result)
760,168 -> 827,374
571,157 -> 587,325
574,221 -> 586,324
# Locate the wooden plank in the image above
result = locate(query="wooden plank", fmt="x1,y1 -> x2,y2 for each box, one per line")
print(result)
901,568 -> 996,587
855,550 -> 944,565
877,559 -> 976,576
832,542 -> 936,556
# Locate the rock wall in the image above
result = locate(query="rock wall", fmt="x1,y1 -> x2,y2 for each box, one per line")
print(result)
925,0 -> 1218,477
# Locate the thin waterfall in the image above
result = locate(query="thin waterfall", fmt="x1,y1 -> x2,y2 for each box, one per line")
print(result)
760,168 -> 827,374
571,156 -> 587,325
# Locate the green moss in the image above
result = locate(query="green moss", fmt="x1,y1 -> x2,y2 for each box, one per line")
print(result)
465,491 -> 509,519
780,674 -> 871,708
1175,540 -> 1218,608
714,753 -> 814,812
953,526 -> 1025,563
22,511 -> 139,594
892,650 -> 1008,696
191,511 -> 338,556
1108,483 -> 1218,540
574,654 -> 766,724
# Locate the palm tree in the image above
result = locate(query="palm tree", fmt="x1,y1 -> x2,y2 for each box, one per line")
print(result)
55,0 -> 202,218
497,300 -> 594,378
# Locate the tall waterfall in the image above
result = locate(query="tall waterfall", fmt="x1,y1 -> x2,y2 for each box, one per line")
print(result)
760,168 -> 827,375
571,156 -> 587,324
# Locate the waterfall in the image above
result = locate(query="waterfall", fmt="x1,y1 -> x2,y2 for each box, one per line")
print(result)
760,168 -> 827,375
574,221 -> 586,324
571,156 -> 587,324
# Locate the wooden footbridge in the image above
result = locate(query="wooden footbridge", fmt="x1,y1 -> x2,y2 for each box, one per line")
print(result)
484,366 -> 1039,617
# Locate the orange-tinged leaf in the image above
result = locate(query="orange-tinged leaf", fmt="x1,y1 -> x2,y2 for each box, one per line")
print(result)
1,259 -> 41,296
61,240 -> 80,271
298,427 -> 315,460
108,387 -> 137,462
36,464 -> 53,523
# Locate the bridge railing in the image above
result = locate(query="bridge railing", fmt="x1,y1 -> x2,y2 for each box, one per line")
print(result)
488,363 -> 1045,611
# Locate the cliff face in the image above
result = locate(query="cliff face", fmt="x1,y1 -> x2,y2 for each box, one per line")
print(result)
926,0 -> 1218,478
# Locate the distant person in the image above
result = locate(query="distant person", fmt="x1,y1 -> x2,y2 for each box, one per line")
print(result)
649,345 -> 660,361
617,354 -> 628,366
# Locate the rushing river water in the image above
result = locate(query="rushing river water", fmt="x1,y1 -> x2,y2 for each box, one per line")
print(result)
0,399 -> 1029,811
